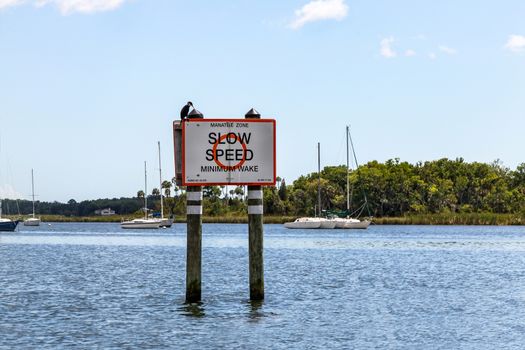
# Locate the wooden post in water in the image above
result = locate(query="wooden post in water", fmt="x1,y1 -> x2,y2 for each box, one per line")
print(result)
186,185 -> 203,303
246,108 -> 264,300
185,108 -> 205,303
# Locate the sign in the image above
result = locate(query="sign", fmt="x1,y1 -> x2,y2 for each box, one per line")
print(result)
182,119 -> 276,186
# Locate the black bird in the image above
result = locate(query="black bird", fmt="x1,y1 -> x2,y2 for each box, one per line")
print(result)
180,101 -> 193,120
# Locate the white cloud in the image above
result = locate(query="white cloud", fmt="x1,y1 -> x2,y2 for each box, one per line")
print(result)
38,0 -> 126,14
0,0 -> 126,14
428,52 -> 436,60
505,34 -> 525,52
289,0 -> 348,30
405,49 -> 416,57
380,37 -> 396,58
439,45 -> 457,55
0,0 -> 25,10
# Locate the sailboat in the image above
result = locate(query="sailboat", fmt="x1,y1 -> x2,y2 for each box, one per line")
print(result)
121,161 -> 162,229
284,143 -> 336,229
0,200 -> 19,232
157,141 -> 173,228
333,126 -> 370,229
24,169 -> 41,226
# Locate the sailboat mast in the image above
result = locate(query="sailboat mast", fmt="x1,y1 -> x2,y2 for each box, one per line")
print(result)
346,126 -> 350,213
348,127 -> 370,216
31,168 -> 35,218
144,161 -> 148,220
317,142 -> 321,217
158,141 -> 164,219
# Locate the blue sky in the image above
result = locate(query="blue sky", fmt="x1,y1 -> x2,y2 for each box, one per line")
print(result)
0,0 -> 524,202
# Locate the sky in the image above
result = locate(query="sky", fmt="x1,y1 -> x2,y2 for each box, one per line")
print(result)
0,0 -> 524,202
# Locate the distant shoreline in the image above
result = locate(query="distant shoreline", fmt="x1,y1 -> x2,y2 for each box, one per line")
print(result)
7,213 -> 525,225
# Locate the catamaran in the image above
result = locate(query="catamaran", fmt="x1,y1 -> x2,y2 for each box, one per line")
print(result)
121,161 -> 162,229
24,169 -> 41,226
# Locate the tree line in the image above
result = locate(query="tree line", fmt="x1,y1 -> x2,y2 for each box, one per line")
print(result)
3,158 -> 525,218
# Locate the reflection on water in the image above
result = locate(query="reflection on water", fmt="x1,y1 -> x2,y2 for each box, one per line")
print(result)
2,223 -> 525,348
179,302 -> 206,318
246,300 -> 265,322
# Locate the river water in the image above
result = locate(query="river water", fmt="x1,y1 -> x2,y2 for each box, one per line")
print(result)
2,223 -> 525,349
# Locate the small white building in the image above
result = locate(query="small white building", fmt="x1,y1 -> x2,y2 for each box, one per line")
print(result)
95,208 -> 116,216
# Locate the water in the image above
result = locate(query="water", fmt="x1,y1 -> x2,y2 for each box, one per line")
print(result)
2,223 -> 525,349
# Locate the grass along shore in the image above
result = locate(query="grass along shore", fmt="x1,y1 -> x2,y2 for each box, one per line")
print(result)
4,213 -> 525,225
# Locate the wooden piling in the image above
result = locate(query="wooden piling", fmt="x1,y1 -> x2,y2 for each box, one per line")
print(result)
186,185 -> 202,303
247,185 -> 264,300
246,108 -> 264,300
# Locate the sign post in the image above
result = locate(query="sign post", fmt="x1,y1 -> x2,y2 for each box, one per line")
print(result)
184,108 -> 204,304
245,108 -> 265,300
175,108 -> 275,302
185,185 -> 202,303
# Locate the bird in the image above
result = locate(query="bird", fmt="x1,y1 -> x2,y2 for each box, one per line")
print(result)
180,101 -> 193,120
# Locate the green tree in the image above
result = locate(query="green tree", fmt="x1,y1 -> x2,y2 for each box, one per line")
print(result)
162,180 -> 172,197
278,179 -> 288,201
152,188 -> 160,198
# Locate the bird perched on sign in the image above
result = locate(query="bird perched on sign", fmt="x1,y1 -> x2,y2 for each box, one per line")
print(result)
180,101 -> 193,120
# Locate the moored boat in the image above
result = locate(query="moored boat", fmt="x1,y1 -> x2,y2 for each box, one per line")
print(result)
121,161 -> 160,230
284,143 -> 337,230
332,125 -> 371,229
24,169 -> 41,227
23,217 -> 41,226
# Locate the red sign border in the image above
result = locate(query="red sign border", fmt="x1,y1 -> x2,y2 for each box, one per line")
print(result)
181,118 -> 277,187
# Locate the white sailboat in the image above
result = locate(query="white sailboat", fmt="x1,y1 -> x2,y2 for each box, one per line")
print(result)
157,141 -> 173,228
284,143 -> 336,229
121,161 -> 162,229
24,169 -> 41,226
334,126 -> 370,229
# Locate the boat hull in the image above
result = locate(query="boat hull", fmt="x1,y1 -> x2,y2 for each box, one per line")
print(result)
284,217 -> 339,229
0,220 -> 19,232
121,219 -> 161,229
284,222 -> 321,229
334,219 -> 370,229
24,218 -> 41,226
284,218 -> 322,229
319,220 -> 336,229
159,218 -> 173,228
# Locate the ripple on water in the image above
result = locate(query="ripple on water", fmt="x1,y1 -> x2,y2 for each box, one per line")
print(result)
2,223 -> 525,348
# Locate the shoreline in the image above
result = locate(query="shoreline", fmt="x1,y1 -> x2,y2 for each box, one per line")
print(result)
7,213 -> 525,225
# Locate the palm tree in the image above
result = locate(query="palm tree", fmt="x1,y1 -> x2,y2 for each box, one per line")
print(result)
137,190 -> 145,199
162,180 -> 172,198
152,188 -> 160,198
234,186 -> 244,200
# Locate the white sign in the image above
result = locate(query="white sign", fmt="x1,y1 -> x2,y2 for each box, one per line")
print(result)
182,119 -> 276,186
